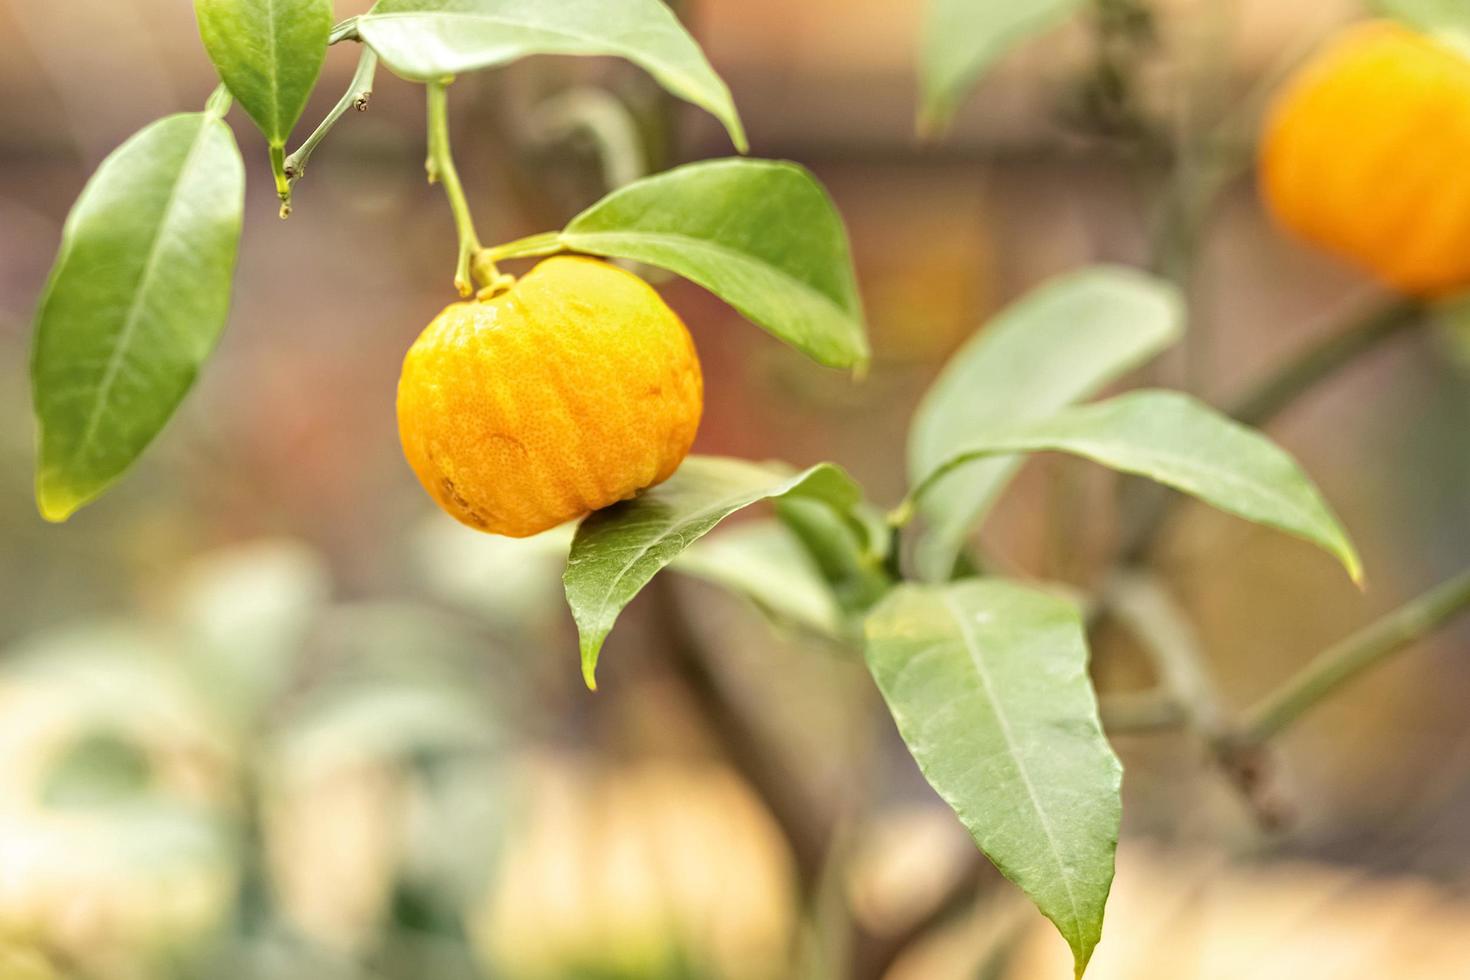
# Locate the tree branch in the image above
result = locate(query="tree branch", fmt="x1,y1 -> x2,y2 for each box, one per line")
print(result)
284,47 -> 377,187
1237,567 -> 1470,746
1231,298 -> 1423,429
647,577 -> 832,887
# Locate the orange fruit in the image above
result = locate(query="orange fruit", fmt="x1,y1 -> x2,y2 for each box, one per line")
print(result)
1260,20 -> 1470,296
397,256 -> 703,537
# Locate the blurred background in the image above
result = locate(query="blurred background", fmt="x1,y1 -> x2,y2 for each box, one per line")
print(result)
2,0 -> 1470,977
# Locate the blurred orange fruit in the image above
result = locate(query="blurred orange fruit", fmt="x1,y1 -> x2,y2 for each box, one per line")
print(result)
1261,20 -> 1470,296
397,256 -> 703,537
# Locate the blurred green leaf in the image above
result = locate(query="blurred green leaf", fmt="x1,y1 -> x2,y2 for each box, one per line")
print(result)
490,159 -> 869,370
41,731 -> 153,808
358,0 -> 747,151
913,390 -> 1362,582
174,540 -> 331,728
31,112 -> 245,521
566,456 -> 862,687
777,497 -> 891,614
280,685 -> 501,778
920,0 -> 1087,131
909,266 -> 1182,581
411,517 -> 574,626
195,0 -> 332,152
1372,0 -> 1470,42
673,519 -> 846,638
6,624 -> 221,748
864,579 -> 1120,978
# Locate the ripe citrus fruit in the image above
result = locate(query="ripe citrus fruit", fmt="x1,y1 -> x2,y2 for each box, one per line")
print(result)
1260,20 -> 1470,296
397,256 -> 703,537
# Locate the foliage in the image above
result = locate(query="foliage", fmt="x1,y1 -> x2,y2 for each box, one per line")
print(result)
866,580 -> 1120,976
31,109 -> 244,521
919,0 -> 1088,131
488,160 -> 869,370
29,0 -> 1470,976
358,0 -> 746,151
907,266 -> 1182,581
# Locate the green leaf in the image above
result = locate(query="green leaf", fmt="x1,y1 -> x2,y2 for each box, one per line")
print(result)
777,497 -> 892,613
673,519 -> 846,638
565,455 -> 861,687
912,389 -> 1363,582
174,540 -> 331,728
920,0 -> 1087,131
909,266 -> 1183,581
195,0 -> 333,193
31,112 -> 246,521
42,732 -> 154,809
1372,0 -> 1470,44
864,579 -> 1121,977
358,0 -> 747,151
491,159 -> 869,370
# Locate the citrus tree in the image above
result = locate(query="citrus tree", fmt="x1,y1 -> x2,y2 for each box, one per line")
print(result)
26,0 -> 1470,976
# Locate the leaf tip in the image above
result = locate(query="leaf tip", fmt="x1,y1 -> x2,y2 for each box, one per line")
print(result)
36,483 -> 82,524
579,638 -> 603,691
915,103 -> 951,143
1348,554 -> 1367,591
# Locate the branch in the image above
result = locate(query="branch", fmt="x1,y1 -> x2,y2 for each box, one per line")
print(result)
1115,297 -> 1424,566
1231,298 -> 1423,429
284,47 -> 377,187
1102,571 -> 1293,826
1238,567 -> 1470,746
328,17 -> 360,45
1099,688 -> 1187,732
647,577 -> 831,886
1102,572 -> 1230,739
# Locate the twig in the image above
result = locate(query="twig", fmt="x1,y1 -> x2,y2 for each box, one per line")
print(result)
284,47 -> 377,187
1238,567 -> 1470,746
851,857 -> 992,980
648,577 -> 830,886
1231,297 -> 1423,429
1099,688 -> 1187,733
1115,297 -> 1424,567
328,16 -> 360,45
1102,571 -> 1293,825
1103,572 -> 1230,740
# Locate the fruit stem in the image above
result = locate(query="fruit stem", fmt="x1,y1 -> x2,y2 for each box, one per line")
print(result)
425,79 -> 495,296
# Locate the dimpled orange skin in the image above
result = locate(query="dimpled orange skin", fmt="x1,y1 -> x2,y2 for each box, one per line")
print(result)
397,256 -> 703,537
1261,20 -> 1470,297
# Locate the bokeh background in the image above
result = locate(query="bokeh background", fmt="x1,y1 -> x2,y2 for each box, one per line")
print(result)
2,0 -> 1469,977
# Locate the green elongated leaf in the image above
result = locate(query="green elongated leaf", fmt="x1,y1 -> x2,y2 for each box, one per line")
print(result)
864,579 -> 1121,977
566,455 -> 861,687
909,266 -> 1183,581
358,0 -> 746,151
1372,0 -> 1470,42
195,0 -> 332,149
673,519 -> 846,638
920,0 -> 1087,131
491,159 -> 869,370
912,389 -> 1363,582
31,112 -> 246,521
777,497 -> 892,613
